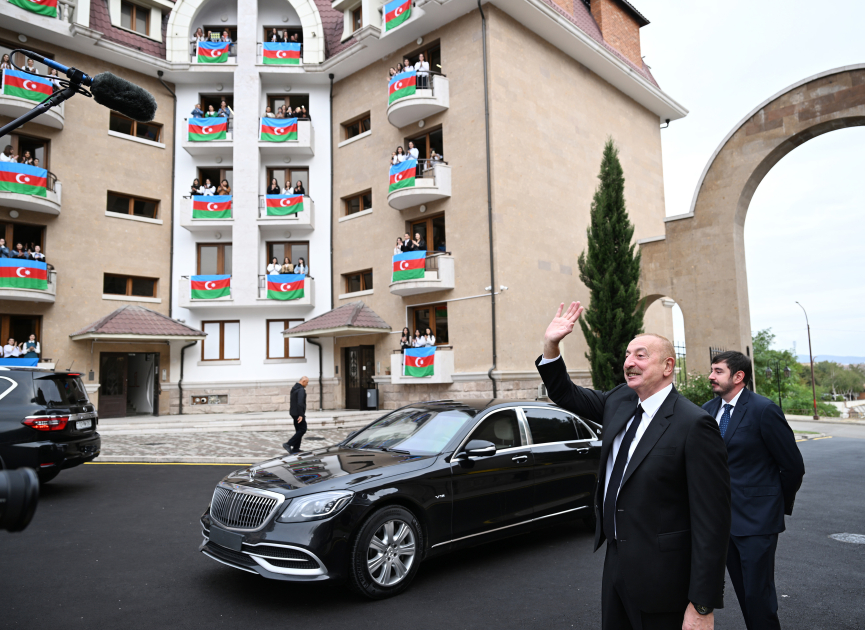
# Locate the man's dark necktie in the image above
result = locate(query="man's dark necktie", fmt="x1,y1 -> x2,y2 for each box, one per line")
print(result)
603,404 -> 643,542
719,404 -> 733,437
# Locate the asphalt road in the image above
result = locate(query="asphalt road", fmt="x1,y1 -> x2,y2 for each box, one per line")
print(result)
1,438 -> 863,629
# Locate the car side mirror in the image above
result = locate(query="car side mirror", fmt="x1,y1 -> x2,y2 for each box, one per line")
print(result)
463,439 -> 496,458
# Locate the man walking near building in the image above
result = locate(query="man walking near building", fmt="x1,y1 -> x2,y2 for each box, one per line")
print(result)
537,301 -> 730,630
284,376 -> 309,454
704,351 -> 805,630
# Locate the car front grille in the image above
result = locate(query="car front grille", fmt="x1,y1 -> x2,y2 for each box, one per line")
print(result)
202,541 -> 258,569
210,485 -> 280,530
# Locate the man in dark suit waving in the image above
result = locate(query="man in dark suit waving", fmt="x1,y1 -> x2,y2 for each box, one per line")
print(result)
536,302 -> 731,630
705,351 -> 804,630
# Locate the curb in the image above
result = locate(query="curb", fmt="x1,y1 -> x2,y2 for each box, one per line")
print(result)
91,456 -> 257,464
97,418 -> 370,436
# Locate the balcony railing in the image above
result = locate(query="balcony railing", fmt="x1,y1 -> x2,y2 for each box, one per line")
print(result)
390,252 -> 454,296
257,275 -> 315,306
191,41 -> 238,63
0,166 -> 62,215
0,268 -> 57,303
0,71 -> 66,129
387,72 -> 449,128
389,345 -> 454,384
258,118 -> 314,156
178,276 -> 232,308
257,194 -> 315,229
388,160 -> 452,210
256,42 -> 303,65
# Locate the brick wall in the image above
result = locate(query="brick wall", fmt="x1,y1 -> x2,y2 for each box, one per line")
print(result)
590,0 -> 642,67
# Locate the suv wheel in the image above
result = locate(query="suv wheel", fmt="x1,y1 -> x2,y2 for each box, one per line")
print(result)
348,506 -> 423,599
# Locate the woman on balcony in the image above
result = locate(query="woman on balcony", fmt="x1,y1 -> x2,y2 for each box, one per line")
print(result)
0,54 -> 12,71
22,335 -> 40,360
191,103 -> 204,118
200,179 -> 216,196
412,330 -> 427,348
268,28 -> 279,42
191,27 -> 206,43
294,258 -> 308,276
190,178 -> 202,196
394,238 -> 404,256
267,257 -> 281,276
267,178 -> 281,195
281,257 -> 294,274
292,180 -> 306,196
217,100 -> 233,119
423,328 -> 436,346
31,245 -> 45,262
204,105 -> 218,118
392,146 -> 407,165
217,179 -> 231,196
220,30 -> 232,43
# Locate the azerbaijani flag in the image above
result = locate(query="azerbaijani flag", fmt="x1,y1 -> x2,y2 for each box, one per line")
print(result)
0,162 -> 47,196
404,347 -> 434,377
0,259 -> 48,291
265,194 -> 303,216
388,69 -> 416,104
188,117 -> 228,141
192,195 -> 232,219
8,0 -> 57,17
197,41 -> 230,63
262,43 -> 301,65
260,117 -> 298,142
384,0 -> 411,31
2,69 -> 54,102
389,158 -> 416,193
392,251 -> 425,282
190,275 -> 231,299
267,274 -> 305,300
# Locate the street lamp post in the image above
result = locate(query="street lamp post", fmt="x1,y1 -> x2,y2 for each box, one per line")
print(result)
796,301 -> 819,420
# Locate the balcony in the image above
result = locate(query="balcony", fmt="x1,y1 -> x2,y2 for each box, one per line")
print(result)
178,276 -> 233,309
387,74 -> 449,128
257,275 -> 315,308
389,346 -> 454,384
191,41 -> 238,66
388,161 -> 451,210
0,269 -> 57,304
180,196 -> 234,233
256,42 -> 303,67
390,253 -> 454,296
0,169 -> 62,215
258,119 -> 314,157
0,80 -> 64,129
181,118 -> 233,156
257,195 -> 315,231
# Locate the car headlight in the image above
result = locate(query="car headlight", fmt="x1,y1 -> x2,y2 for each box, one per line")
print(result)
277,490 -> 354,522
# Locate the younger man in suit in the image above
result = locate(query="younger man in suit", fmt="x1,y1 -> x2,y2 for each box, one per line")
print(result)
705,351 -> 805,630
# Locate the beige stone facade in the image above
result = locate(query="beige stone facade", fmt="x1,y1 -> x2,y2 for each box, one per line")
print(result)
168,379 -> 337,415
0,27 -> 176,414
330,7 -> 669,409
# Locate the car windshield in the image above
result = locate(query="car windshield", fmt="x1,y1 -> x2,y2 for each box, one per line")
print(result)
32,375 -> 90,409
344,407 -> 473,455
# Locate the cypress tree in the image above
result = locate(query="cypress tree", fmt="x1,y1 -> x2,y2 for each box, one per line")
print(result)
577,138 -> 644,391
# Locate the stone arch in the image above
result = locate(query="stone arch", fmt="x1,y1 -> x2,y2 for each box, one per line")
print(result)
166,0 -> 324,64
639,65 -> 865,374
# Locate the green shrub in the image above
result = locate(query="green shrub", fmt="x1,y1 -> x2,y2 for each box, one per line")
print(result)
677,373 -> 716,407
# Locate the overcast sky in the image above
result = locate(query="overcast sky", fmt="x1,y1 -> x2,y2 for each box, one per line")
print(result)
635,0 -> 865,360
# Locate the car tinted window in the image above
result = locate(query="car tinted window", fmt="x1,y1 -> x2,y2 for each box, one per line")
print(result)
523,407 -> 579,445
33,375 -> 90,408
574,417 -> 595,440
344,407 -> 472,455
468,409 -> 522,449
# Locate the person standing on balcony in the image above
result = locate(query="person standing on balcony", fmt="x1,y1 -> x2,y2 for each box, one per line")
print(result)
0,238 -> 10,258
412,330 -> 427,348
268,178 -> 281,195
217,179 -> 231,196
192,27 -> 205,43
0,54 -> 12,71
267,257 -> 281,275
204,104 -> 218,118
263,106 -> 273,117
408,141 -> 420,178
294,258 -> 308,276
201,179 -> 216,195
24,58 -> 38,74
191,103 -> 204,118
400,233 -> 414,252
31,246 -> 45,262
22,335 -> 40,360
394,238 -> 404,256
415,53 -> 430,89
190,178 -> 202,195
284,376 -> 309,454
18,150 -> 33,165
268,28 -> 279,42
3,338 -> 22,358
400,328 -> 412,354
218,100 -> 233,119
1,146 -> 17,162
292,180 -> 306,196
11,243 -> 30,260
395,62 -> 404,75
413,232 -> 426,251
220,30 -> 232,43
389,67 -> 397,79
281,257 -> 294,274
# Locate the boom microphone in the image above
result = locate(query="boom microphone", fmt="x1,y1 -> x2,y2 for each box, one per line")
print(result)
19,50 -> 157,122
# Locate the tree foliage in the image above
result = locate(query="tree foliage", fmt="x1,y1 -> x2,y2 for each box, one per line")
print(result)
677,372 -> 716,407
577,139 -> 643,391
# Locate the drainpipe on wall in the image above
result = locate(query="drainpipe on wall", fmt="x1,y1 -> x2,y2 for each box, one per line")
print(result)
157,70 -> 177,317
329,73 -> 335,311
478,0 -> 497,399
178,341 -> 197,415
307,337 -> 324,411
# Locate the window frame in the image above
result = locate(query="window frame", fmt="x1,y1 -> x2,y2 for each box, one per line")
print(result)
7,132 -> 50,171
466,408 -> 525,450
343,269 -> 373,294
265,319 -> 305,360
405,125 -> 443,161
410,302 -> 448,345
343,190 -> 372,216
341,112 -> 371,141
120,0 -> 150,36
409,213 -> 445,252
265,93 -> 310,115
265,167 -> 309,195
351,5 -> 363,32
0,221 -> 46,255
196,243 -> 232,275
261,26 -> 303,44
109,111 -> 162,143
106,191 -> 160,219
0,314 -> 43,359
266,240 -> 310,270
102,273 -> 158,298
200,320 -> 240,362
404,40 -> 442,73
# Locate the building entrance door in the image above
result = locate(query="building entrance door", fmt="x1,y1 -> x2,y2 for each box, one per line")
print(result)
99,353 -> 128,419
344,346 -> 375,410
98,352 -> 160,418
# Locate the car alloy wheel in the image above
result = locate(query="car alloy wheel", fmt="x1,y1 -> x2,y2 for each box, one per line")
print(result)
367,519 -> 416,586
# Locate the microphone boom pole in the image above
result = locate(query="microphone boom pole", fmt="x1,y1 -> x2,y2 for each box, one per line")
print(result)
0,83 -> 83,138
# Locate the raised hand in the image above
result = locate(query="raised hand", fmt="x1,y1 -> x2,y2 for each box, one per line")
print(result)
543,302 -> 584,359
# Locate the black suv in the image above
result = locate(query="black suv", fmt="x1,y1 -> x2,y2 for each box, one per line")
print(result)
0,367 -> 101,483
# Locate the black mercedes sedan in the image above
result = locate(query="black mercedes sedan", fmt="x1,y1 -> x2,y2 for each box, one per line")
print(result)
199,399 -> 602,599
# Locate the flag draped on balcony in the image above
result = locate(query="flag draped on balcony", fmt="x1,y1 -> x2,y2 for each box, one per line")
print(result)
388,69 -> 416,104
0,163 -> 47,196
265,194 -> 303,216
197,41 -> 230,63
262,43 -> 301,65
192,195 -> 232,219
0,259 -> 48,290
404,347 -> 435,377
260,117 -> 298,141
188,117 -> 228,141
267,274 -> 305,300
190,275 -> 231,299
8,0 -> 57,17
392,251 -> 425,282
384,0 -> 411,31
389,158 -> 417,193
1,69 -> 54,102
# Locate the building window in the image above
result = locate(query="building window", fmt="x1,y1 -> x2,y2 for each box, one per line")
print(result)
261,27 -> 303,44
343,190 -> 372,216
0,314 -> 42,358
120,1 -> 150,36
267,319 -> 304,359
107,192 -> 159,219
406,126 -> 444,161
202,26 -> 238,43
344,270 -> 373,294
342,113 -> 370,140
410,214 -> 446,252
5,132 -> 49,171
197,244 -> 232,275
266,167 -> 309,195
0,222 -> 45,256
352,6 -> 363,32
201,321 -> 240,361
103,274 -> 158,298
266,94 -> 310,117
407,42 -> 442,73
411,303 -> 448,344
266,241 -> 309,270
109,112 -> 162,143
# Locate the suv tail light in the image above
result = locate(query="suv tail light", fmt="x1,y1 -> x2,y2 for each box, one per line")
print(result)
23,416 -> 70,431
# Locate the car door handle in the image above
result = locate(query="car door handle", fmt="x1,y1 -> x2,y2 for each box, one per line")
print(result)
575,448 -> 590,454
512,455 -> 528,462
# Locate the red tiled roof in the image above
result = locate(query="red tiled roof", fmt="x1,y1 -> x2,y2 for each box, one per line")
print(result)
71,305 -> 205,338
315,0 -> 358,58
89,0 -> 169,59
288,302 -> 391,335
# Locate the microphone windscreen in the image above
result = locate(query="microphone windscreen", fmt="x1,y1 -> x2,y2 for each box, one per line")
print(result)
90,72 -> 158,122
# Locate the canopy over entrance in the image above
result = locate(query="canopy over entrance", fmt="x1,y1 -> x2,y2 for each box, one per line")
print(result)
70,305 -> 206,342
283,301 -> 391,338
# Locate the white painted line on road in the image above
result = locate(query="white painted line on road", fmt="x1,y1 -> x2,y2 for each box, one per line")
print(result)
86,462 -> 251,466
829,533 -> 865,544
